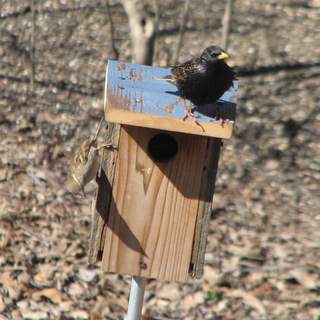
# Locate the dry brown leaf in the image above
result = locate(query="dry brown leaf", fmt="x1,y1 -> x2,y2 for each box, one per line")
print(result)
157,283 -> 180,300
91,296 -> 110,319
251,282 -> 274,297
69,310 -> 89,319
287,268 -> 320,290
180,291 -> 204,309
0,226 -> 10,249
33,264 -> 55,287
78,268 -> 97,282
226,289 -> 267,316
68,282 -> 86,298
32,288 -> 67,304
0,271 -> 21,299
20,311 -> 49,320
0,295 -> 5,313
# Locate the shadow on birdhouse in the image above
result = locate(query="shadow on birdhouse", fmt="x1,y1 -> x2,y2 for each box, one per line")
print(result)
88,60 -> 238,282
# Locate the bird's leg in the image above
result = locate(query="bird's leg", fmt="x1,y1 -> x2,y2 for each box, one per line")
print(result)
215,102 -> 226,127
215,102 -> 222,121
180,98 -> 205,132
215,102 -> 231,128
181,101 -> 194,121
221,118 -> 230,128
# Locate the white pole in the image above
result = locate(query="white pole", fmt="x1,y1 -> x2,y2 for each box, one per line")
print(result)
126,276 -> 147,320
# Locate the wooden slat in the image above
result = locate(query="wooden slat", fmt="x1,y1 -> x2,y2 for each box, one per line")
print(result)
89,63 -> 121,263
105,60 -> 237,139
190,138 -> 221,278
88,122 -> 120,263
107,108 -> 234,139
100,125 -> 209,282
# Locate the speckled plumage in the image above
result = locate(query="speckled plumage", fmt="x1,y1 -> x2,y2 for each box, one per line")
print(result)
168,46 -> 236,106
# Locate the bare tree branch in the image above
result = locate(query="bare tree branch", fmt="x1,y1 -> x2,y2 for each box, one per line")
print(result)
1,30 -> 31,63
106,0 -> 119,60
30,0 -> 36,93
122,0 -> 157,65
0,3 -> 121,20
221,0 -> 234,50
172,0 -> 191,65
0,74 -> 102,97
151,0 -> 161,64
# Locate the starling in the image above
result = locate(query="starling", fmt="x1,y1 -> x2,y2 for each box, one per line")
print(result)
165,46 -> 236,116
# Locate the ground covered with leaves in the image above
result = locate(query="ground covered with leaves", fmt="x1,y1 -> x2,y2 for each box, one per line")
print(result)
1,0 -> 320,319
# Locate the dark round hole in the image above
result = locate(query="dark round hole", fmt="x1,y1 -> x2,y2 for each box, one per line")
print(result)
148,133 -> 178,162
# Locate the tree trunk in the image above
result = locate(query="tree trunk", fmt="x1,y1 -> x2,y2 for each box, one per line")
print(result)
122,0 -> 158,65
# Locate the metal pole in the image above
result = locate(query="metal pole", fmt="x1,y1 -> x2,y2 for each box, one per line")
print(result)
126,276 -> 147,320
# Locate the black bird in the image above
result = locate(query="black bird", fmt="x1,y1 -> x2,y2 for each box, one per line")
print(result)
165,46 -> 236,119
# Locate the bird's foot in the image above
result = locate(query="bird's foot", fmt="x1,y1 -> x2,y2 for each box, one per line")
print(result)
218,118 -> 231,128
180,98 -> 205,132
182,111 -> 205,133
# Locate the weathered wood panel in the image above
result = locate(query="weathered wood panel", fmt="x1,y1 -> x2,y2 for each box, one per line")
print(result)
100,125 -> 209,281
105,60 -> 237,138
88,122 -> 120,263
190,138 -> 221,278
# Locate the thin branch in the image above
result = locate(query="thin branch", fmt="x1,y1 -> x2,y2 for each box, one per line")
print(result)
236,61 -> 320,77
106,0 -> 119,60
0,3 -> 121,20
0,74 -> 102,97
221,0 -> 234,50
151,0 -> 160,65
30,0 -> 36,92
172,0 -> 191,65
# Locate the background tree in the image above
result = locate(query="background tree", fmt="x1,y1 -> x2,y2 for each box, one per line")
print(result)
122,0 -> 160,65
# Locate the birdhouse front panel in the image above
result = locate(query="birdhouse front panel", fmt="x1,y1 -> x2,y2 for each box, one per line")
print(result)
101,125 -> 212,282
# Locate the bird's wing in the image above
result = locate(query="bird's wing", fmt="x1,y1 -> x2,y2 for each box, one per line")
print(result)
171,58 -> 200,81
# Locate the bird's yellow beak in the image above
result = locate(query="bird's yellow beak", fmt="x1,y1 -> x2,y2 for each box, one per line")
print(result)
218,51 -> 229,60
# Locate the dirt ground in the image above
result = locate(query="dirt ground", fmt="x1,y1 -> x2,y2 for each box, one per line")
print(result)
0,1 -> 320,319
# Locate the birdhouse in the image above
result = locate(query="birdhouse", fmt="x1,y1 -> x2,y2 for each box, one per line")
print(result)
88,60 -> 237,282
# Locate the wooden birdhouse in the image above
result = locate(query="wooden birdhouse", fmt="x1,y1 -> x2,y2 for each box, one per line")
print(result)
88,60 -> 237,282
